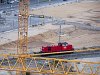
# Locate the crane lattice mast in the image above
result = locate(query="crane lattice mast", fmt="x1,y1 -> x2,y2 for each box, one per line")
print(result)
18,0 -> 29,54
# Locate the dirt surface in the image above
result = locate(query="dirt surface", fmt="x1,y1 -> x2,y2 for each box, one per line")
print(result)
0,1 -> 100,75
0,1 -> 100,54
0,25 -> 100,53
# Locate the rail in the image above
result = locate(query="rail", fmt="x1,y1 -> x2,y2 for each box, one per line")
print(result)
0,48 -> 100,57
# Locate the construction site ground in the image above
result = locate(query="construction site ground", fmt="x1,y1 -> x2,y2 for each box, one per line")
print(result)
0,0 -> 100,75
0,0 -> 100,54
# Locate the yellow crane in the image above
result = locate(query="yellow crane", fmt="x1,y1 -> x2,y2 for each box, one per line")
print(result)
0,0 -> 99,75
16,0 -> 29,74
17,0 -> 29,54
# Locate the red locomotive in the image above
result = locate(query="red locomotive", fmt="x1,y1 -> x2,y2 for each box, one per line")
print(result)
42,42 -> 74,53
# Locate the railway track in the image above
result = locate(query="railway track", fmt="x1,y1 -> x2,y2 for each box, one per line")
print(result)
0,49 -> 99,68
42,50 -> 100,59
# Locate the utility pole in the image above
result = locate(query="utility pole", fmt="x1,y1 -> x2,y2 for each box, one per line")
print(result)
59,24 -> 61,43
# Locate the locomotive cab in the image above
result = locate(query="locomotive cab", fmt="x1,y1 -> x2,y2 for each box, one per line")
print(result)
58,42 -> 68,46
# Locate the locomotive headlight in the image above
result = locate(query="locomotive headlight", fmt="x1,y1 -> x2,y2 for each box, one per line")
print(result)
64,47 -> 66,48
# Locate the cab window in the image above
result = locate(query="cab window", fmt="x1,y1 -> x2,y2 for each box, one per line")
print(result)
62,42 -> 68,46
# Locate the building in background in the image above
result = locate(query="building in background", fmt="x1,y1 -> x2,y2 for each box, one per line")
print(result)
0,0 -> 7,4
0,0 -> 12,4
